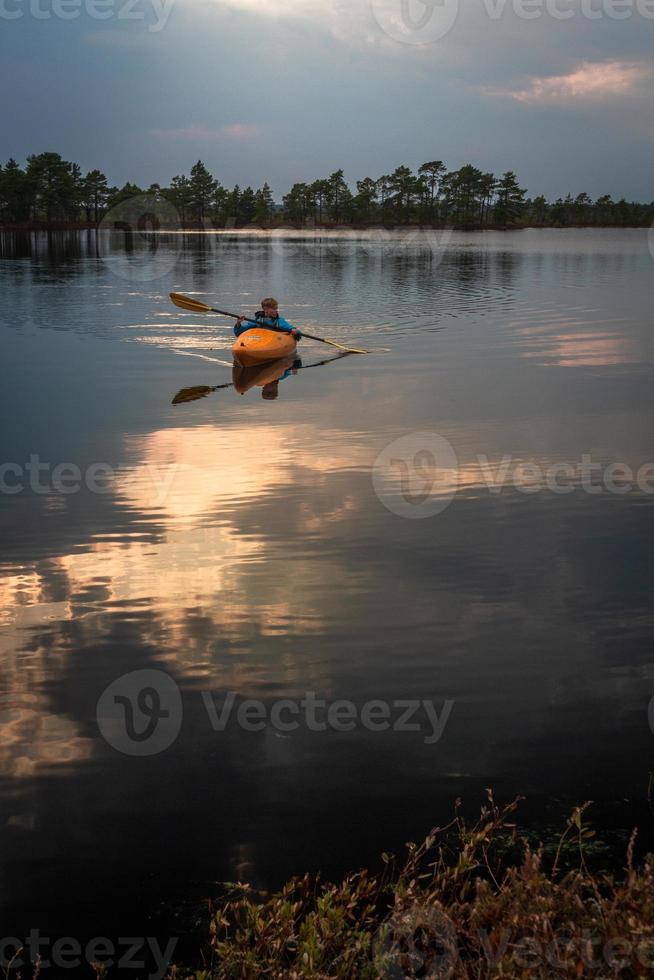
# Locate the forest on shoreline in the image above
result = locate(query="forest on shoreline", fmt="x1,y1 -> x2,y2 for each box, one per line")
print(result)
1,152 -> 652,231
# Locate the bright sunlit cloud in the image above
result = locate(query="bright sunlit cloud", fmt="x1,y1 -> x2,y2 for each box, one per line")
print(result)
211,0 -> 318,12
484,61 -> 653,105
196,0 -> 385,48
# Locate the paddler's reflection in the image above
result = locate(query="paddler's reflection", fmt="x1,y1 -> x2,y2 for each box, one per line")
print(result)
171,351 -> 352,407
233,355 -> 301,400
261,361 -> 301,400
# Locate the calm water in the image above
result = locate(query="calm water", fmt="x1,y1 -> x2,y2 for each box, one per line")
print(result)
1,229 -> 654,962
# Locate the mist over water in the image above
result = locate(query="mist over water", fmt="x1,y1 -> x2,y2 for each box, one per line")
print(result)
1,228 -> 653,949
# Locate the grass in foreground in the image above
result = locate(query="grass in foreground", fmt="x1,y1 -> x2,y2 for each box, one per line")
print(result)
191,793 -> 654,979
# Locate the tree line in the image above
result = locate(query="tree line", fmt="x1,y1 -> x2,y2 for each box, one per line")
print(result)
1,152 -> 652,230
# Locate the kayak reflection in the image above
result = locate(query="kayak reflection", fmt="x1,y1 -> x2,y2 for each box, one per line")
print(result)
171,351 -> 352,406
233,354 -> 300,400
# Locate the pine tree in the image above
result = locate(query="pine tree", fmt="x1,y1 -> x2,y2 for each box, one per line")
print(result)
478,173 -> 496,227
594,195 -> 614,226
211,185 -> 229,227
493,171 -> 526,228
389,166 -> 418,222
238,186 -> 257,225
283,183 -> 311,224
573,192 -> 592,225
254,183 -> 274,225
327,170 -> 348,222
25,152 -> 80,222
354,177 -> 378,223
446,165 -> 485,227
189,160 -> 217,224
82,169 -> 110,224
165,175 -> 193,224
0,158 -> 30,222
531,195 -> 549,226
418,160 -> 446,224
224,185 -> 241,227
106,182 -> 144,209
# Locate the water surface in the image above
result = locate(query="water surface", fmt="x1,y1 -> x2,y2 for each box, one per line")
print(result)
1,228 -> 653,954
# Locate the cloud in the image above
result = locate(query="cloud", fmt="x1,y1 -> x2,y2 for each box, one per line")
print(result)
191,0 -> 393,50
210,0 -> 319,13
149,123 -> 262,140
222,123 -> 261,139
482,61 -> 653,105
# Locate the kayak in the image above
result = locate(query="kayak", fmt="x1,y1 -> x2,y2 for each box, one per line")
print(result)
232,327 -> 297,367
232,354 -> 297,394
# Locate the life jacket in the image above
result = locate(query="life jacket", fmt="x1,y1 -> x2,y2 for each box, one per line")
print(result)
255,310 -> 279,324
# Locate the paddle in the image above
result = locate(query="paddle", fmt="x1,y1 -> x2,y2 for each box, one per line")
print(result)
171,383 -> 232,405
169,292 -> 371,355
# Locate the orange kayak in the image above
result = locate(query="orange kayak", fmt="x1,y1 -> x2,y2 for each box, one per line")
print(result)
232,327 -> 297,367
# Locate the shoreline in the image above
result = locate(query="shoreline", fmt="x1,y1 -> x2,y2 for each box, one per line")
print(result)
0,222 -> 651,233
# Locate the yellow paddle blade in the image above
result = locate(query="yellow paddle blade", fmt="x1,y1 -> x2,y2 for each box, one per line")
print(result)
170,292 -> 213,314
322,338 -> 370,354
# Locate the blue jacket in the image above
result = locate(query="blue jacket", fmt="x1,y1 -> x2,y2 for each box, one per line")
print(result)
234,311 -> 300,338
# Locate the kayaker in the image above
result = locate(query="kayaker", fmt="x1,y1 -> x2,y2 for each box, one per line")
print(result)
235,298 -> 301,340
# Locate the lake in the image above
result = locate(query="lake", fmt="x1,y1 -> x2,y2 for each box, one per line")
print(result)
1,228 -> 653,965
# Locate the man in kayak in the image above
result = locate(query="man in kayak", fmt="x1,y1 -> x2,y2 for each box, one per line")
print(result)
235,297 -> 301,339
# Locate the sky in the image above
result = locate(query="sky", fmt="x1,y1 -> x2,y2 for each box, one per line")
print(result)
1,0 -> 653,200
